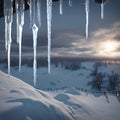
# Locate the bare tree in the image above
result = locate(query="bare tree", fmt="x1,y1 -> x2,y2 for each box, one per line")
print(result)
107,71 -> 119,92
88,72 -> 104,91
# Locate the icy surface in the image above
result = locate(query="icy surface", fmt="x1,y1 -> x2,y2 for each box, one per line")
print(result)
4,0 -> 13,75
15,0 -> 25,71
85,0 -> 89,40
59,0 -> 63,15
47,0 -> 52,74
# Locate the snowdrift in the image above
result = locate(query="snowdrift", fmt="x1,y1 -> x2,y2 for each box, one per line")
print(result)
0,71 -> 74,120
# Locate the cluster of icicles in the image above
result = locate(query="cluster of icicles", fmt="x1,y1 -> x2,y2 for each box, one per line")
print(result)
4,0 -> 105,86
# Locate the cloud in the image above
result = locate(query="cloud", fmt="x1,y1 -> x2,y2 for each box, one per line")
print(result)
48,22 -> 120,58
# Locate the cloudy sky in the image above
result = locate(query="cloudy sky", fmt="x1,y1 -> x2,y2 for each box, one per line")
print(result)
0,0 -> 120,59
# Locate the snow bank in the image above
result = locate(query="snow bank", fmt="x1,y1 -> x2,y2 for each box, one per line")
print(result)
0,71 -> 75,120
64,88 -> 80,95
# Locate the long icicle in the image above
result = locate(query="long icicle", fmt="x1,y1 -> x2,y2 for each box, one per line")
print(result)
85,0 -> 89,40
47,0 -> 52,74
28,0 -> 41,86
59,0 -> 63,15
101,0 -> 104,19
4,0 -> 13,75
15,0 -> 25,72
32,24 -> 38,86
7,23 -> 12,75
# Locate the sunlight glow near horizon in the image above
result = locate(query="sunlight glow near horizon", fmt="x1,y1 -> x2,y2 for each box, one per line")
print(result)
98,40 -> 119,57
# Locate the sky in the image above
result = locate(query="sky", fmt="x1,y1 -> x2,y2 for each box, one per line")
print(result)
0,0 -> 120,60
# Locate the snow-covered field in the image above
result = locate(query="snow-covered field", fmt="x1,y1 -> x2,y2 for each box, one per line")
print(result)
0,61 -> 120,120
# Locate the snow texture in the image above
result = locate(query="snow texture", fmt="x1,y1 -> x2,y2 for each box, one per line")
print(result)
0,70 -> 120,120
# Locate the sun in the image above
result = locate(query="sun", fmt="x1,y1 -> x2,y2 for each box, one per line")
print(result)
98,40 -> 119,57
102,40 -> 118,53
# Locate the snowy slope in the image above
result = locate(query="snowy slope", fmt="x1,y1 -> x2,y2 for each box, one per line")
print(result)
0,70 -> 120,120
0,71 -> 75,120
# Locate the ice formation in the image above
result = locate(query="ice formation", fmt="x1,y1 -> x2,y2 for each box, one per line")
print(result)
4,0 -> 13,75
15,0 -> 25,72
59,0 -> 63,15
69,0 -> 72,7
3,0 -> 107,85
47,0 -> 52,74
32,24 -> 38,86
85,0 -> 89,40
101,1 -> 104,19
28,0 -> 41,86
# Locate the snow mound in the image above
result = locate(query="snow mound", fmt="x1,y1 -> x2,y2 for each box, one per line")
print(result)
64,88 -> 80,95
0,71 -> 75,120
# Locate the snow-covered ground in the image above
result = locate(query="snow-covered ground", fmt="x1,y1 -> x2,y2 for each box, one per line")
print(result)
0,70 -> 120,120
0,61 -> 120,120
0,61 -> 120,91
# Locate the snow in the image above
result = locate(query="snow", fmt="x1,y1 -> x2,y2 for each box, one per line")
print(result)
0,71 -> 74,120
47,0 -> 52,74
64,88 -> 80,95
0,60 -> 120,119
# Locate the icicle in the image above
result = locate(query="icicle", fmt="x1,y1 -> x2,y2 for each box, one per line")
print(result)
7,23 -> 12,75
28,0 -> 41,86
15,0 -> 25,72
59,0 -> 63,15
101,0 -> 104,19
69,0 -> 72,7
47,0 -> 52,74
32,24 -> 38,86
4,0 -> 13,75
85,0 -> 89,40
28,0 -> 41,28
37,0 -> 41,27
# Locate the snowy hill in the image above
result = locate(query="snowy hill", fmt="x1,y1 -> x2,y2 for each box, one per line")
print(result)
0,71 -> 75,120
0,70 -> 120,120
